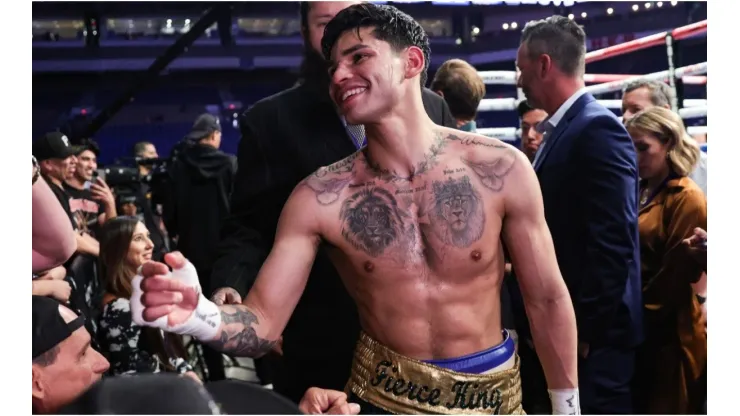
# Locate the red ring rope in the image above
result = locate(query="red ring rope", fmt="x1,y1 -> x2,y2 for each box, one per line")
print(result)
585,20 -> 707,64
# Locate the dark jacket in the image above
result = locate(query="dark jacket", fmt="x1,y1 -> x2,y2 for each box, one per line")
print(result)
165,143 -> 236,278
210,82 -> 456,402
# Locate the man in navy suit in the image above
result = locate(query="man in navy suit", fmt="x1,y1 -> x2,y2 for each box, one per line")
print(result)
513,16 -> 643,414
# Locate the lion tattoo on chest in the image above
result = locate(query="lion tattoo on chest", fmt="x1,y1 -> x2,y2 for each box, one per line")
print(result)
340,188 -> 411,257
428,176 -> 485,248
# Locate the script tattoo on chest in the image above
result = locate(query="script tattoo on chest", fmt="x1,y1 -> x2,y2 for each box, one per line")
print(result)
339,187 -> 412,257
428,176 -> 485,248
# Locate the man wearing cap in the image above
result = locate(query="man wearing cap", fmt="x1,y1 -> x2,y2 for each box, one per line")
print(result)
163,113 -> 237,381
33,132 -> 100,257
32,295 -> 110,414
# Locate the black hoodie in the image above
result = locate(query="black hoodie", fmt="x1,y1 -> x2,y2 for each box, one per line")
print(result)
164,142 -> 237,281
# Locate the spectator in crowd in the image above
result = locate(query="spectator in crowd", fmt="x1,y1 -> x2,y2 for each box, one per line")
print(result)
98,217 -> 198,381
63,140 -> 117,237
32,295 -> 110,414
514,16 -> 643,413
133,141 -> 159,178
164,113 -> 236,382
208,0 -> 457,402
34,132 -> 100,257
621,80 -> 707,195
32,156 -> 76,273
624,107 -> 707,414
430,58 -> 486,131
517,100 -> 548,162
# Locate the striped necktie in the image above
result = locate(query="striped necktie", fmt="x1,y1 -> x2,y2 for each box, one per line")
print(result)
346,123 -> 366,149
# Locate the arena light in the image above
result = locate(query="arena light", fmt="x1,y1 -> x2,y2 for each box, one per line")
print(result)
511,22 -> 518,29
472,26 -> 480,35
632,4 -> 639,11
185,19 -> 191,25
502,23 -> 510,30
581,12 -> 587,18
670,0 -> 678,5
568,13 -> 575,19
657,1 -> 663,6
607,7 -> 614,14
455,37 -> 462,45
645,2 -> 652,8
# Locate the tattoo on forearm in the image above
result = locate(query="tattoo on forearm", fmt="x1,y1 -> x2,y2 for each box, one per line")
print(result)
205,306 -> 276,357
461,150 -> 516,192
428,176 -> 485,247
363,133 -> 448,183
340,187 -> 410,257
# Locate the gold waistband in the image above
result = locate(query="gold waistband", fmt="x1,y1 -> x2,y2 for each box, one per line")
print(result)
345,332 -> 524,415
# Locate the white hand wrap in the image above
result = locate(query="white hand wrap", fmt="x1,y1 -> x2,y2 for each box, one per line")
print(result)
549,389 -> 580,415
130,260 -> 222,342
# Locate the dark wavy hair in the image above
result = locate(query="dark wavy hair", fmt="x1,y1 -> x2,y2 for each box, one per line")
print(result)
321,3 -> 430,87
98,216 -> 189,372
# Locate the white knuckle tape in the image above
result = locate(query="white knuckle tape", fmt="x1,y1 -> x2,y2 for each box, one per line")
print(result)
549,389 -> 580,415
129,263 -> 222,341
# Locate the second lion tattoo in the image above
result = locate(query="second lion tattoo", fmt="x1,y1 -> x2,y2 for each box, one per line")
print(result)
428,176 -> 486,248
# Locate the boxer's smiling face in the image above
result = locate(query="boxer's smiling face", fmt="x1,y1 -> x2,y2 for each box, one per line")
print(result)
328,27 -> 407,124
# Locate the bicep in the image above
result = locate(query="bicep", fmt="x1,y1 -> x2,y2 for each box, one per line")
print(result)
243,187 -> 321,334
501,153 -> 562,302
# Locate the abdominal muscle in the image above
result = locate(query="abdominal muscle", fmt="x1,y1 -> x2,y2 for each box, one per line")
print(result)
337,261 -> 505,360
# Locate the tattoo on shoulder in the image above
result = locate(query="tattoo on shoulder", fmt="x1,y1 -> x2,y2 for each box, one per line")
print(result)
302,154 -> 358,205
446,133 -> 507,149
461,149 -> 516,192
205,305 -> 276,358
339,187 -> 412,257
428,176 -> 485,248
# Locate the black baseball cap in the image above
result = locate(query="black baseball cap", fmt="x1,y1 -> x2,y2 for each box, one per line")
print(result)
185,113 -> 222,141
58,373 -> 223,414
33,132 -> 78,161
32,296 -> 85,360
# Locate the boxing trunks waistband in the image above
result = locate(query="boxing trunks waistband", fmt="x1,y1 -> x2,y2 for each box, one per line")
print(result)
345,331 -> 524,415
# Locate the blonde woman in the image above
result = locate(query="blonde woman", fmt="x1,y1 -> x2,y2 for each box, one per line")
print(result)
625,107 -> 706,414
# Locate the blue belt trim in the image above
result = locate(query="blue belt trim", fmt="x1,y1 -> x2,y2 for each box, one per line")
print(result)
423,330 -> 514,374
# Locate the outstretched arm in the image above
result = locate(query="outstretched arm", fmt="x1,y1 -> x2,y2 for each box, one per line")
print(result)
203,186 -> 322,357
500,152 -> 578,411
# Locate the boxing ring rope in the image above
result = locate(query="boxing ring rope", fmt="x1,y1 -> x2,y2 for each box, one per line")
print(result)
476,20 -> 708,142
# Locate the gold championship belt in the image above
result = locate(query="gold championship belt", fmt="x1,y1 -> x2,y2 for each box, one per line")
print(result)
345,332 -> 525,415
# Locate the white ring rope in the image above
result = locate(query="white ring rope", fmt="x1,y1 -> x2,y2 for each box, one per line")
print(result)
478,125 -> 708,142
479,62 -> 707,94
478,98 -> 707,112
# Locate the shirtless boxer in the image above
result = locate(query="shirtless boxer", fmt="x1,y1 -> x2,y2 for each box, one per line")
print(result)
132,4 -> 579,414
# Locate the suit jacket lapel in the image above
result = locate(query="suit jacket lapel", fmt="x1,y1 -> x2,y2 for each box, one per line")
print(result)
534,93 -> 596,173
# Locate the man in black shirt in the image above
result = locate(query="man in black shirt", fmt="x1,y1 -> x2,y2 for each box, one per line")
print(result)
63,140 -> 116,238
164,114 -> 237,381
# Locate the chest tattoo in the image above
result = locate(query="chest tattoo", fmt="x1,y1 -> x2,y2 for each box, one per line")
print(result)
428,176 -> 486,248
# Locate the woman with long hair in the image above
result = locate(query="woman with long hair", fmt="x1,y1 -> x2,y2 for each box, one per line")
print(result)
98,216 -> 199,381
625,107 -> 706,413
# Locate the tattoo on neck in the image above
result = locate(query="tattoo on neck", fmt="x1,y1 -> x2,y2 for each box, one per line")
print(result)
363,133 -> 448,183
205,305 -> 276,358
460,150 -> 516,192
